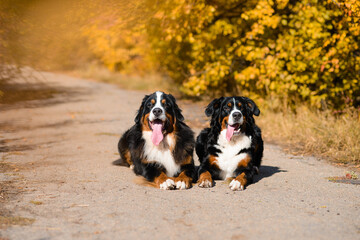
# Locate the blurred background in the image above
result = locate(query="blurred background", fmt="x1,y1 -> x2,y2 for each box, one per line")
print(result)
1,0 -> 359,108
0,0 -> 359,165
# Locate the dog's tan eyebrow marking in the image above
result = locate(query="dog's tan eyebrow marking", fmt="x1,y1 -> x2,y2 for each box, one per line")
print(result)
161,99 -> 166,104
237,102 -> 241,107
151,99 -> 155,104
227,102 -> 232,107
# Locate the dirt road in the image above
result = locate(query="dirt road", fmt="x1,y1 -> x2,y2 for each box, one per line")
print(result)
1,72 -> 359,239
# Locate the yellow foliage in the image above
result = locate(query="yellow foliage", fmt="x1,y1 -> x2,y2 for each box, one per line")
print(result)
143,0 -> 360,109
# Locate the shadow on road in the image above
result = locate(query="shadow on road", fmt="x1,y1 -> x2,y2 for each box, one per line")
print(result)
0,81 -> 89,112
112,161 -> 286,187
253,165 -> 286,184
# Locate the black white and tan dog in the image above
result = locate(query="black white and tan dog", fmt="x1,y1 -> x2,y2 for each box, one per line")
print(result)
196,96 -> 263,191
118,91 -> 195,190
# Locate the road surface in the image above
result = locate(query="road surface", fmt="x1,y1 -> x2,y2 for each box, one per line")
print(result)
0,71 -> 359,239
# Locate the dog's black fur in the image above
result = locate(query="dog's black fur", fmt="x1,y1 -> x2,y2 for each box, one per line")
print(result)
118,91 -> 195,189
196,96 -> 263,190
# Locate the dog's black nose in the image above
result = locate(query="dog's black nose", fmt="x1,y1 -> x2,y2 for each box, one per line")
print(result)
153,108 -> 163,117
232,112 -> 242,121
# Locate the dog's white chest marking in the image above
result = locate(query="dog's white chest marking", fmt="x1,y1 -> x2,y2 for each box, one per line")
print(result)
142,131 -> 179,177
215,130 -> 252,179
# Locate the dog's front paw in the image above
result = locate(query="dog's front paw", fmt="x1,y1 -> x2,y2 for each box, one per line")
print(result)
229,179 -> 244,191
159,179 -> 176,190
175,180 -> 187,190
175,173 -> 192,190
198,171 -> 213,188
199,179 -> 213,188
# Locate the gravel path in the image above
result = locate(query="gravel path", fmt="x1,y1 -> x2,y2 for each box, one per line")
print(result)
0,72 -> 359,240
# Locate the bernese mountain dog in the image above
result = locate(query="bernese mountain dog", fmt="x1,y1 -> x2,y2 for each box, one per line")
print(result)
196,96 -> 263,191
118,91 -> 195,190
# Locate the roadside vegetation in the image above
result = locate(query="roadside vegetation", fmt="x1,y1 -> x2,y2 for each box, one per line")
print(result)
257,107 -> 360,166
1,0 -> 359,166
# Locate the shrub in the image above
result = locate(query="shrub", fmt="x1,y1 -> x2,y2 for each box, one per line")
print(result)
144,0 -> 360,109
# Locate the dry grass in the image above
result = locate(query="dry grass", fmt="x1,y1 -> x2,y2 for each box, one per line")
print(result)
258,106 -> 360,166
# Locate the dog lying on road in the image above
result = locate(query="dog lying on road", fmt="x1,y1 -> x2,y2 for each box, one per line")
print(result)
196,96 -> 263,191
118,91 -> 196,190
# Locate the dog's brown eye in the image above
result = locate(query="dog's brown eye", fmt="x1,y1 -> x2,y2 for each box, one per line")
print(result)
147,102 -> 153,108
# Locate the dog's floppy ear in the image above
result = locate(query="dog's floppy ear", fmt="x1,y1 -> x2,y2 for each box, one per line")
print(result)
205,97 -> 224,117
135,95 -> 150,124
168,94 -> 184,122
242,97 -> 260,116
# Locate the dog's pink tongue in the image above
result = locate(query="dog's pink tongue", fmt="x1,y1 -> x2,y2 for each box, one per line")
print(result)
151,123 -> 164,145
226,125 -> 235,141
